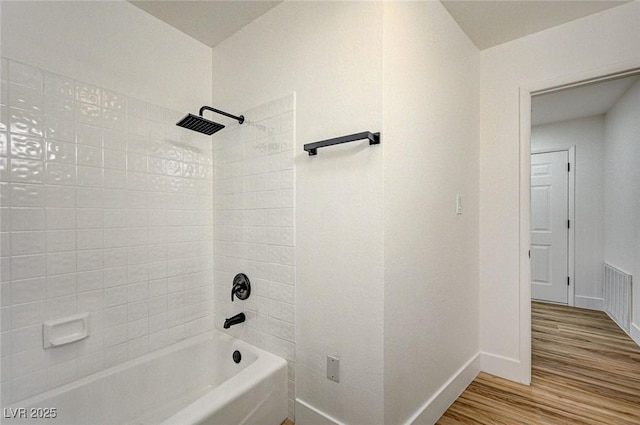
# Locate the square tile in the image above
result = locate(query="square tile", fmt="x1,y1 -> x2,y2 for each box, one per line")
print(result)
103,149 -> 126,170
46,274 -> 76,298
103,130 -> 126,151
45,162 -> 76,186
9,61 -> 43,91
11,231 -> 45,255
45,251 -> 76,276
76,104 -> 102,127
45,116 -> 75,143
75,187 -> 103,208
45,208 -> 75,230
45,295 -> 77,322
46,230 -> 76,253
76,270 -> 103,293
77,145 -> 102,167
10,159 -> 44,184
75,82 -> 101,106
44,95 -> 75,121
9,183 -> 46,207
77,166 -> 103,188
76,209 -> 102,229
126,97 -> 147,119
76,123 -> 102,147
77,229 -> 103,251
102,90 -> 125,111
44,72 -> 74,98
46,140 -> 75,164
9,84 -> 43,113
103,109 -> 125,130
11,208 -> 45,231
10,108 -> 43,137
10,254 -> 45,281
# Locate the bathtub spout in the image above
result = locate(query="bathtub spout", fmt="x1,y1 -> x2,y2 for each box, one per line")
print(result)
224,313 -> 246,329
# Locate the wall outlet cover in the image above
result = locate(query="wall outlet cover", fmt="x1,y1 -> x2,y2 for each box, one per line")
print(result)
327,355 -> 340,383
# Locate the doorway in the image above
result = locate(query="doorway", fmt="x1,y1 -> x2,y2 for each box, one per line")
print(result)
520,69 -> 640,380
529,74 -> 639,309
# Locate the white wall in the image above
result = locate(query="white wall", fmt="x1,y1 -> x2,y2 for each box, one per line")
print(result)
383,2 -> 480,424
0,0 -> 213,405
531,116 -> 606,309
211,2 -> 384,423
604,79 -> 640,343
479,0 -> 640,383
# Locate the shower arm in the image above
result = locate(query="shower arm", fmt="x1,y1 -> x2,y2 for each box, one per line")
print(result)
199,106 -> 244,125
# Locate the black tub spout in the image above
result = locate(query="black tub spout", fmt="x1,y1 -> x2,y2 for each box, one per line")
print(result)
224,313 -> 245,329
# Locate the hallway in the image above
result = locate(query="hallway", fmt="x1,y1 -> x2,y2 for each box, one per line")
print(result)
438,302 -> 640,424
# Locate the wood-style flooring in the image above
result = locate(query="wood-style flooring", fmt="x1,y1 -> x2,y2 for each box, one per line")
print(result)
282,419 -> 294,425
438,302 -> 640,424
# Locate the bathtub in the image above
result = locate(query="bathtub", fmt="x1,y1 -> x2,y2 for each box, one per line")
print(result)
4,331 -> 288,425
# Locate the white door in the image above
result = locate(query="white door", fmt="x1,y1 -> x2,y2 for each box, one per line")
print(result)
531,151 -> 569,304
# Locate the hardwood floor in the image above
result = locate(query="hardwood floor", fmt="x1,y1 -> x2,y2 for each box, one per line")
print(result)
438,302 -> 640,424
282,419 -> 294,425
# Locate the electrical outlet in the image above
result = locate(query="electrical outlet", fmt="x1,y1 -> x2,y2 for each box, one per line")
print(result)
327,355 -> 340,383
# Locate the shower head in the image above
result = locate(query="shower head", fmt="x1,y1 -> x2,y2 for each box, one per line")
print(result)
176,113 -> 225,135
176,106 -> 245,136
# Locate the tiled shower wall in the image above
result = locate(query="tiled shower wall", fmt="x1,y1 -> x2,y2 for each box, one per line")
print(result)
212,94 -> 296,418
0,58 -> 215,404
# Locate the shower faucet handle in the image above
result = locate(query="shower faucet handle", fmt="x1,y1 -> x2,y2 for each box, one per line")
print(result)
231,273 -> 251,302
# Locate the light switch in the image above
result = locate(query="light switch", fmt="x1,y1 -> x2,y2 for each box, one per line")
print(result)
456,194 -> 463,215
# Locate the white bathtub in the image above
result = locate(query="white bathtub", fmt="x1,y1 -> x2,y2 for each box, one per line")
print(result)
4,331 -> 288,425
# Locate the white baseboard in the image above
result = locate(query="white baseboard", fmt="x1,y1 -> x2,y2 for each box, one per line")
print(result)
295,354 -> 480,425
406,353 -> 480,425
295,399 -> 345,425
574,295 -> 604,311
631,322 -> 640,348
480,352 -> 529,384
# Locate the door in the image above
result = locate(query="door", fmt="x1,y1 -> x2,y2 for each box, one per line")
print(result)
531,151 -> 569,304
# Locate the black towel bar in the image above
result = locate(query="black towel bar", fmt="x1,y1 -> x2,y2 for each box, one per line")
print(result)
304,131 -> 380,156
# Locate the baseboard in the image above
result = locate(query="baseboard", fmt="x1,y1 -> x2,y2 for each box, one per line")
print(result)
480,351 -> 528,384
631,322 -> 640,348
405,353 -> 480,425
295,354 -> 480,425
295,399 -> 345,425
574,295 -> 604,311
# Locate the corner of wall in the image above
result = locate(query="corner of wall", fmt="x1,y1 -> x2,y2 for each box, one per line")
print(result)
479,352 -> 529,384
407,353 -> 481,425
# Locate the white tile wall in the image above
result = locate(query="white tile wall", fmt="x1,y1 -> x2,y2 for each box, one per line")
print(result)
212,93 -> 296,419
0,58 -> 215,404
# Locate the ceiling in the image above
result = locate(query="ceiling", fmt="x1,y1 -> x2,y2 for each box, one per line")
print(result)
130,0 -> 631,50
129,1 -> 282,48
441,0 -> 631,50
532,75 -> 640,126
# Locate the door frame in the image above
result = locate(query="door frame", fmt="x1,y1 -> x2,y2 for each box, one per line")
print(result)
530,147 -> 576,306
518,62 -> 640,384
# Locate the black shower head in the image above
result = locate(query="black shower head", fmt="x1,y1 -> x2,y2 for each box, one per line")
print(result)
176,113 -> 225,135
176,106 -> 244,136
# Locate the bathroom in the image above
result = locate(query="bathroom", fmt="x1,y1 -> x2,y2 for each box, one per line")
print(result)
1,1 -> 639,424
